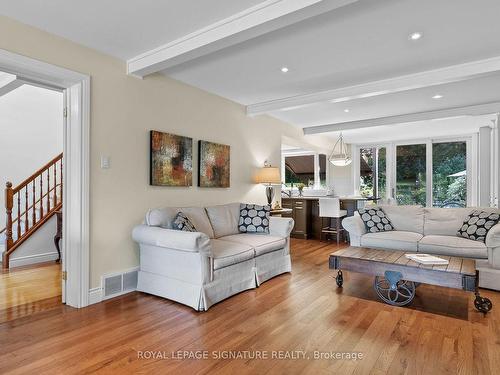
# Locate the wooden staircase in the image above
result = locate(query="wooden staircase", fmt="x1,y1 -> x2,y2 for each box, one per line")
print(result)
1,153 -> 63,269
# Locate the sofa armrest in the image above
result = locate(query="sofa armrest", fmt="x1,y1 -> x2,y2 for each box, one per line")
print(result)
486,223 -> 500,249
269,217 -> 294,238
342,215 -> 367,237
132,225 -> 211,254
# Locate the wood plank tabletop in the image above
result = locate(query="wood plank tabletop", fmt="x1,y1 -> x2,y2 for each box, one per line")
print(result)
330,246 -> 476,276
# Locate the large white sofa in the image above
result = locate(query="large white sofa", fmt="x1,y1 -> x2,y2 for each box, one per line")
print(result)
342,205 -> 500,290
132,203 -> 294,311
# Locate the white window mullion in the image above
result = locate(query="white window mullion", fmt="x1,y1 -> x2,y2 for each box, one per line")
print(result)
390,143 -> 397,201
426,141 -> 433,207
353,146 -> 360,195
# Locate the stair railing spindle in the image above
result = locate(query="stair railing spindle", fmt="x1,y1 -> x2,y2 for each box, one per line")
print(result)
25,186 -> 29,232
16,192 -> 21,239
53,164 -> 57,206
46,169 -> 51,211
60,160 -> 63,204
32,182 -> 36,225
39,175 -> 44,219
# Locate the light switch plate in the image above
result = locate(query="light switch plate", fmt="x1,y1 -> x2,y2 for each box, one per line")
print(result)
101,156 -> 110,169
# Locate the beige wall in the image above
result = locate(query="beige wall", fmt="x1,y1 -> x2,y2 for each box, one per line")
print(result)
0,16 -> 317,288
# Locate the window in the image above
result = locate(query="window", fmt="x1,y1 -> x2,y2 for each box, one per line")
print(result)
396,144 -> 426,206
432,141 -> 467,207
355,137 -> 472,207
284,155 -> 314,187
359,147 -> 386,198
283,152 -> 327,189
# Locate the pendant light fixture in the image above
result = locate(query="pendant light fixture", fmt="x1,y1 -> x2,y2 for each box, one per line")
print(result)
328,133 -> 352,167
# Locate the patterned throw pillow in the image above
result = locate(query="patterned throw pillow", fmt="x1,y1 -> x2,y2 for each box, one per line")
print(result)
358,207 -> 394,233
173,212 -> 197,232
238,204 -> 270,233
457,210 -> 500,243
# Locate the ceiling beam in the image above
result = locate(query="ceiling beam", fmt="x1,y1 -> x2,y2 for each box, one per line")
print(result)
0,73 -> 23,97
303,102 -> 500,135
127,0 -> 358,77
247,56 -> 500,115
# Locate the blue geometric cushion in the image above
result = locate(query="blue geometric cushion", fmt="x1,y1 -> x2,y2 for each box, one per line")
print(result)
457,210 -> 500,243
238,204 -> 270,233
358,207 -> 394,233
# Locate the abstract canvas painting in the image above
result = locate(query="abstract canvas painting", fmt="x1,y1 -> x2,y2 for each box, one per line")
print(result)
150,130 -> 193,186
198,140 -> 230,188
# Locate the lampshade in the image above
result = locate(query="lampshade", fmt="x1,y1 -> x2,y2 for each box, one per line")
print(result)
328,133 -> 352,167
255,166 -> 281,185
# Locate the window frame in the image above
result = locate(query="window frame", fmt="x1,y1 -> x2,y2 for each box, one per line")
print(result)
353,134 -> 476,207
281,150 -> 328,190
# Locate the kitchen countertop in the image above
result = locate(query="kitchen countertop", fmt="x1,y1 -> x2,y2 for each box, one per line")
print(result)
281,196 -> 380,201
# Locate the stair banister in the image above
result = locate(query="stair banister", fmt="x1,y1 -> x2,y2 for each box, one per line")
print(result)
2,153 -> 63,269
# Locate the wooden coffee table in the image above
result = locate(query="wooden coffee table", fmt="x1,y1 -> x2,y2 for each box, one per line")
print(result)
329,247 -> 493,314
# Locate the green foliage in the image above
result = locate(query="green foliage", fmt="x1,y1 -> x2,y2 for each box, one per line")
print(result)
447,176 -> 466,203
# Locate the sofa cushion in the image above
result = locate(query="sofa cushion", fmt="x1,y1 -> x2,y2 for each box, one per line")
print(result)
210,239 -> 255,270
418,235 -> 487,259
360,231 -> 423,252
205,203 -> 240,238
238,204 -> 271,234
220,234 -> 286,256
378,205 -> 424,234
457,210 -> 500,243
423,208 -> 471,236
358,207 -> 394,233
146,207 -> 215,238
173,212 -> 197,232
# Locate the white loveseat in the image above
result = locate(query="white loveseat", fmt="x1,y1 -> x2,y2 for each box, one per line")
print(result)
132,203 -> 294,311
342,205 -> 500,290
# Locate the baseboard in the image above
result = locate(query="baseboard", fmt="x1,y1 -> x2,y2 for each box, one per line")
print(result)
2,252 -> 59,268
88,287 -> 103,305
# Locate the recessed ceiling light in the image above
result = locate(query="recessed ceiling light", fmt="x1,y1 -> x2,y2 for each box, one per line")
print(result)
344,109 -> 350,113
432,94 -> 443,99
280,66 -> 289,73
408,32 -> 423,41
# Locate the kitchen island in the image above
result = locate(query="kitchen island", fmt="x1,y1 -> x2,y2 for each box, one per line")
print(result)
280,196 -> 379,240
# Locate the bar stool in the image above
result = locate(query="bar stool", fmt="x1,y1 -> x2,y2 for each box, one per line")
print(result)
319,198 -> 348,245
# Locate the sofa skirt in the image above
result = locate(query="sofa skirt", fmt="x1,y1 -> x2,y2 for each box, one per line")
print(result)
137,248 -> 292,311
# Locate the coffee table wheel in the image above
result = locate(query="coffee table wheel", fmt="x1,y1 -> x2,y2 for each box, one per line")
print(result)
336,270 -> 343,288
374,276 -> 416,307
474,295 -> 492,314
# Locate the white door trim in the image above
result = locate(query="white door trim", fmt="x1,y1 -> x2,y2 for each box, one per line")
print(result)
0,48 -> 90,308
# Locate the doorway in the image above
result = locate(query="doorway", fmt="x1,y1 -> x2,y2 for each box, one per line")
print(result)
0,80 -> 64,319
0,48 -> 90,309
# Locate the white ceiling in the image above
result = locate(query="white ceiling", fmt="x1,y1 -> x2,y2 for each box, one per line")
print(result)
0,0 -> 263,59
2,0 -> 499,137
164,0 -> 500,104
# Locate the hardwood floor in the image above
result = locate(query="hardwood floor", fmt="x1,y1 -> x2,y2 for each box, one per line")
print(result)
1,239 -> 499,374
0,262 -> 61,323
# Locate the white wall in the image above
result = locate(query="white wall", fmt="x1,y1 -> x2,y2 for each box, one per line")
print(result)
0,84 -> 63,229
8,216 -> 59,267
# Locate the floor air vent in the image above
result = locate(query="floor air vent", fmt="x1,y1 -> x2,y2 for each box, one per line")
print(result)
103,269 -> 138,299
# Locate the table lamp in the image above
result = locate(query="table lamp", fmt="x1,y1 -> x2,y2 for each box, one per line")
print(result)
255,163 -> 281,206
